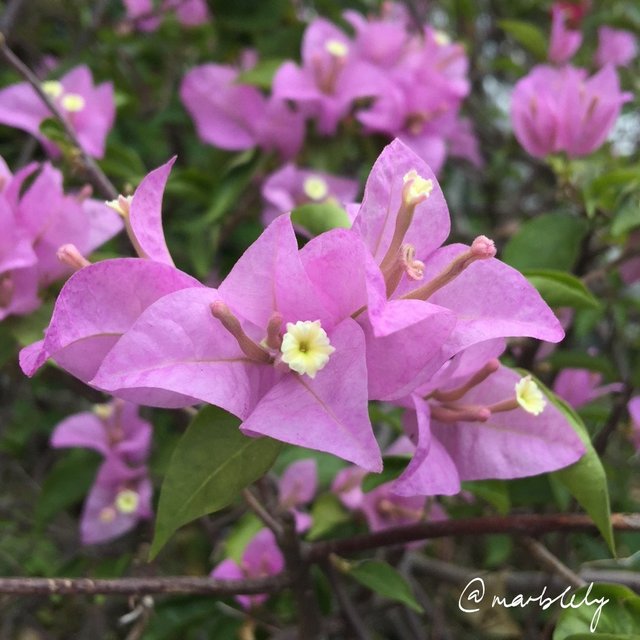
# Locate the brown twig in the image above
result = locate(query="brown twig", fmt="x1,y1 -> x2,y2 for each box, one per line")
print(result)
0,574 -> 290,596
0,513 -> 638,597
277,512 -> 326,640
306,513 -> 640,562
242,488 -> 283,537
0,34 -> 118,200
594,383 -> 634,455
323,558 -> 373,640
520,537 -> 586,589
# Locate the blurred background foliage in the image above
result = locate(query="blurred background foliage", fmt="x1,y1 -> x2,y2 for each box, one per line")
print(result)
0,0 -> 639,638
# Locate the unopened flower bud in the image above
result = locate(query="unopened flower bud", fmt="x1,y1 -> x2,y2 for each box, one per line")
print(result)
57,244 -> 91,271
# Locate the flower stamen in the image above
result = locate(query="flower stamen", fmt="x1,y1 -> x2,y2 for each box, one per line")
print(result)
403,235 -> 496,301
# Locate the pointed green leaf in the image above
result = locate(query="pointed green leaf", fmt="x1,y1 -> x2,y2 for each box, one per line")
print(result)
307,494 -> 350,541
502,213 -> 588,271
553,584 -> 640,639
347,560 -> 424,614
362,455 -> 409,493
524,269 -> 601,310
498,19 -> 548,59
236,58 -> 286,89
291,202 -> 351,236
461,480 -> 511,515
150,406 -> 282,558
534,380 -> 615,554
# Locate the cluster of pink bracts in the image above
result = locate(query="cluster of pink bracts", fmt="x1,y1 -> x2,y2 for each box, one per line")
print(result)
511,2 -> 636,158
18,140 -> 589,556
0,1 -> 636,607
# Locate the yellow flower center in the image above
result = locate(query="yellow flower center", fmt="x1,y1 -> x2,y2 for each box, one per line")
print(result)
303,176 -> 329,201
115,489 -> 140,514
280,320 -> 335,379
402,169 -> 434,206
325,39 -> 349,58
515,375 -> 546,416
61,93 -> 86,112
42,80 -> 63,99
434,30 -> 451,46
92,403 -> 114,420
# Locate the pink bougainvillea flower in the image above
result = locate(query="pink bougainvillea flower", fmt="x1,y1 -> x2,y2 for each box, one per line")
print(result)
361,481 -> 426,532
277,459 -> 318,532
389,340 -> 585,497
343,139 -> 562,400
548,2 -> 583,64
273,18 -> 387,134
343,9 -> 409,69
0,65 -> 115,158
354,24 -> 475,172
331,466 -> 367,511
261,163 -> 359,226
80,455 -> 153,545
0,159 -> 122,323
595,26 -> 637,68
628,397 -> 640,451
20,158 -> 200,381
51,399 -> 152,465
553,368 -> 623,409
123,0 -> 209,31
211,528 -> 284,610
88,214 -> 382,471
181,63 -> 304,159
511,64 -> 632,158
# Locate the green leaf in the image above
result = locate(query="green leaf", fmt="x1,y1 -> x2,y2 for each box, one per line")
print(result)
101,142 -> 146,182
611,196 -> 640,237
502,213 -> 589,271
236,58 -> 286,89
543,386 -> 615,554
524,269 -> 601,310
39,117 -> 68,146
498,20 -> 548,59
224,513 -> 263,563
291,202 -> 352,236
347,560 -> 424,614
307,494 -> 350,541
36,450 -> 101,526
362,455 -> 409,493
553,584 -> 640,639
583,167 -> 640,216
566,635 -> 638,639
461,480 -> 510,515
150,406 -> 282,558
201,152 -> 262,226
5,301 -> 53,347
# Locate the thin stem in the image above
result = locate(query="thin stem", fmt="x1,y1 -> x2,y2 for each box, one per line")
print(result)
306,512 -> 640,562
594,383 -> 633,455
277,512 -> 326,640
520,537 -> 586,589
0,513 -> 638,597
242,488 -> 283,537
0,34 -> 118,200
0,574 -> 291,596
323,558 -> 373,640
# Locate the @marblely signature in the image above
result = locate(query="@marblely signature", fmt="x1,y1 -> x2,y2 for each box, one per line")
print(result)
458,577 -> 609,633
